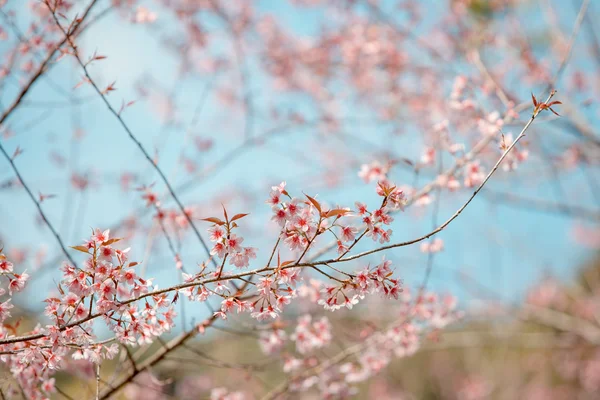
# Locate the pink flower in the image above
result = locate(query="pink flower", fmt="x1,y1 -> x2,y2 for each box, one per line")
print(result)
98,281 -> 116,298
226,235 -> 243,253
341,226 -> 358,242
251,306 -> 278,321
292,213 -> 311,232
421,146 -> 436,165
8,272 -> 28,294
92,228 -> 110,244
271,207 -> 288,226
337,240 -> 348,255
355,202 -> 368,215
0,259 -> 14,272
208,226 -> 225,242
285,198 -> 300,217
284,232 -> 304,251
41,378 -> 56,394
210,242 -> 227,258
358,161 -> 388,183
99,245 -> 115,261
379,229 -> 392,243
229,252 -> 249,268
0,300 -> 13,322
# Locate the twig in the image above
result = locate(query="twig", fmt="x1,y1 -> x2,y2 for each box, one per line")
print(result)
0,142 -> 78,268
45,3 -> 216,267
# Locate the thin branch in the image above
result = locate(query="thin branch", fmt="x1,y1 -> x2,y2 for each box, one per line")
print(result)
0,142 -> 78,268
45,4 -> 216,268
0,0 -> 100,127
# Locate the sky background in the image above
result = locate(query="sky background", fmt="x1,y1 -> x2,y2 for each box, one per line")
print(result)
0,0 -> 598,330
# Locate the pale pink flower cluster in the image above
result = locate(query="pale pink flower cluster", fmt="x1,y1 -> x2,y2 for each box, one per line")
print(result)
0,230 -> 175,399
268,181 -> 321,252
132,6 -> 157,24
463,161 -> 486,188
207,219 -> 257,269
270,288 -> 460,398
449,75 -> 476,111
477,111 -> 504,136
211,387 -> 248,400
420,238 -> 444,253
358,160 -> 389,183
318,258 -> 402,311
259,329 -> 287,355
290,315 -> 332,354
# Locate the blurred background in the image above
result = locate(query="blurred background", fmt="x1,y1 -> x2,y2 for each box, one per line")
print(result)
0,0 -> 599,398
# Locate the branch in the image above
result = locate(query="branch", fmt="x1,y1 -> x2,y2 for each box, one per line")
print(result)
45,3 -> 216,267
0,142 -> 78,268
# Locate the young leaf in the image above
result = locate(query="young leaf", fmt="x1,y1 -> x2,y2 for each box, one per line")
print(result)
280,260 -> 295,267
531,93 -> 538,108
231,213 -> 249,222
70,245 -> 90,254
201,217 -> 225,225
102,238 -> 122,246
304,193 -> 322,213
222,204 -> 229,222
325,209 -> 349,218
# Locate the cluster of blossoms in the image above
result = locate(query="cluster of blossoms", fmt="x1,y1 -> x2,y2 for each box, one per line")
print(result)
358,160 -> 390,183
268,181 -> 354,252
359,181 -> 407,245
139,186 -> 195,234
291,314 -> 332,354
317,291 -> 459,397
210,387 -> 247,400
420,238 -> 445,253
260,315 -> 333,361
521,275 -> 600,396
55,229 -> 176,345
318,258 -> 402,311
269,180 -> 407,256
204,208 -> 257,269
195,204 -> 299,322
256,287 -> 460,398
449,75 -> 476,111
477,111 -> 505,136
0,230 -> 176,399
420,121 -> 466,168
463,160 -> 486,188
0,252 -> 46,399
0,249 -> 29,298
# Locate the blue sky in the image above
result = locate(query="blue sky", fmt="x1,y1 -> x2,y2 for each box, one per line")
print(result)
0,0 -> 598,328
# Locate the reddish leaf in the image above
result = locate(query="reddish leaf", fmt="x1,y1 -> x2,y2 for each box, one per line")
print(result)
304,193 -> 321,213
222,204 -> 229,222
45,297 -> 61,303
231,213 -> 249,222
531,93 -> 538,107
201,217 -> 225,225
70,245 -> 90,254
325,209 -> 349,218
102,238 -> 122,246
